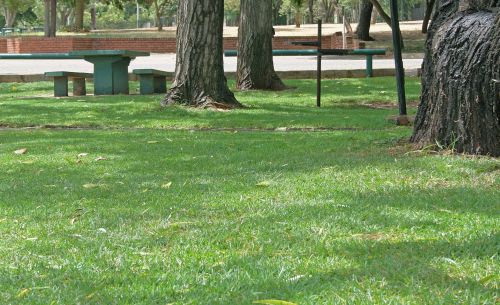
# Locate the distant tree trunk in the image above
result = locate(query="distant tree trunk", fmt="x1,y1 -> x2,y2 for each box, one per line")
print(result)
90,3 -> 97,30
74,0 -> 85,31
371,9 -> 378,24
237,0 -> 286,91
355,0 -> 374,40
153,0 -> 163,31
3,7 -> 17,27
295,8 -> 302,27
411,0 -> 500,156
369,0 -> 391,25
422,0 -> 436,33
44,0 -> 50,36
50,0 -> 57,37
161,0 -> 241,108
308,0 -> 314,23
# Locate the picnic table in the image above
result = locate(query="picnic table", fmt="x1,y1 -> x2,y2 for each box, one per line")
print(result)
68,50 -> 150,95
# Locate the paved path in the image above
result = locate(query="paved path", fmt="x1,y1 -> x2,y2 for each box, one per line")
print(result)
0,53 -> 423,75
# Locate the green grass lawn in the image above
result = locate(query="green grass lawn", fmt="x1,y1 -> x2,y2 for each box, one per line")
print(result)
0,78 -> 498,304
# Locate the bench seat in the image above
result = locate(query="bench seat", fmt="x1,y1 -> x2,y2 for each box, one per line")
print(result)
44,71 -> 93,97
133,69 -> 169,95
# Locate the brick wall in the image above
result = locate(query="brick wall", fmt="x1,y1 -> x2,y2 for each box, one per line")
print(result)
0,33 -> 360,54
0,39 -> 6,52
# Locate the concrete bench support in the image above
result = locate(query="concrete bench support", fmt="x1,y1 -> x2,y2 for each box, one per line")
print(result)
133,69 -> 169,95
45,71 -> 93,97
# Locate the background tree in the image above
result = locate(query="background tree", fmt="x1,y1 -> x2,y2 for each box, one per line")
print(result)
290,0 -> 304,27
161,0 -> 241,108
236,0 -> 286,91
411,0 -> 499,156
44,0 -> 57,37
421,0 -> 436,33
73,0 -> 85,31
355,0 -> 374,40
140,0 -> 177,31
0,0 -> 34,27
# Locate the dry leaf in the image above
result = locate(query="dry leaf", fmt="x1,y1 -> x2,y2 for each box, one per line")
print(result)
14,148 -> 27,155
275,127 -> 287,132
83,183 -> 98,189
16,288 -> 30,298
77,153 -> 88,158
161,182 -> 172,189
256,181 -> 271,187
95,156 -> 107,161
147,141 -> 159,144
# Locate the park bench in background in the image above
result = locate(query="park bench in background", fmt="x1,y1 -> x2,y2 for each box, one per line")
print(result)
44,71 -> 93,97
133,69 -> 168,94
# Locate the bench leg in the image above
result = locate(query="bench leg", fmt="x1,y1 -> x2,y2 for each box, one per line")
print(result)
139,75 -> 155,95
54,76 -> 69,97
366,55 -> 373,78
72,78 -> 87,96
153,76 -> 167,94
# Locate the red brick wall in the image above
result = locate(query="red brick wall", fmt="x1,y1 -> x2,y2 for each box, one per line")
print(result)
0,34 -> 360,54
0,39 -> 6,52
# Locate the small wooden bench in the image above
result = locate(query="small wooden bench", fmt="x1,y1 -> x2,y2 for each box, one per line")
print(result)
133,69 -> 169,95
44,71 -> 93,97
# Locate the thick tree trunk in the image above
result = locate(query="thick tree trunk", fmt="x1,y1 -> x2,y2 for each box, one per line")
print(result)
90,4 -> 97,30
237,0 -> 286,91
411,0 -> 500,156
161,0 -> 241,109
355,0 -> 374,41
74,0 -> 85,31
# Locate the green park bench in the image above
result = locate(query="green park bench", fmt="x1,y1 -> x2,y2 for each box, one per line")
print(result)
44,71 -> 93,97
133,69 -> 169,95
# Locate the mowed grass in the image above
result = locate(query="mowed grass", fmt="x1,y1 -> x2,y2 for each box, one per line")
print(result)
0,78 -> 420,130
0,78 -> 498,304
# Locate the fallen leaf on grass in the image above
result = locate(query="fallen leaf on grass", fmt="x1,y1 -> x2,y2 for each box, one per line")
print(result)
161,182 -> 172,189
479,274 -> 497,285
77,153 -> 88,158
83,183 -> 99,189
95,156 -> 107,161
147,141 -> 159,144
14,148 -> 27,155
20,160 -> 34,164
256,181 -> 271,187
16,288 -> 30,298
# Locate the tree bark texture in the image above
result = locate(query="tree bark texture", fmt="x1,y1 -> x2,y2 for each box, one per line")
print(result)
74,0 -> 85,31
161,0 -> 241,108
44,0 -> 50,36
411,0 -> 500,156
237,0 -> 286,91
355,0 -> 374,41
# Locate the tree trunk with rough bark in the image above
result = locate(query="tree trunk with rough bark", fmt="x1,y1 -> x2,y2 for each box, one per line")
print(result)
237,0 -> 286,91
74,0 -> 85,31
411,0 -> 500,156
161,0 -> 241,109
355,0 -> 374,40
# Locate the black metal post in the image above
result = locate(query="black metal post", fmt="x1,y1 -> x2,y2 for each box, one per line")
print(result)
389,0 -> 407,117
317,19 -> 322,108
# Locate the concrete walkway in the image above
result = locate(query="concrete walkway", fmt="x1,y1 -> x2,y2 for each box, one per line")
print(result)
0,53 -> 423,75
